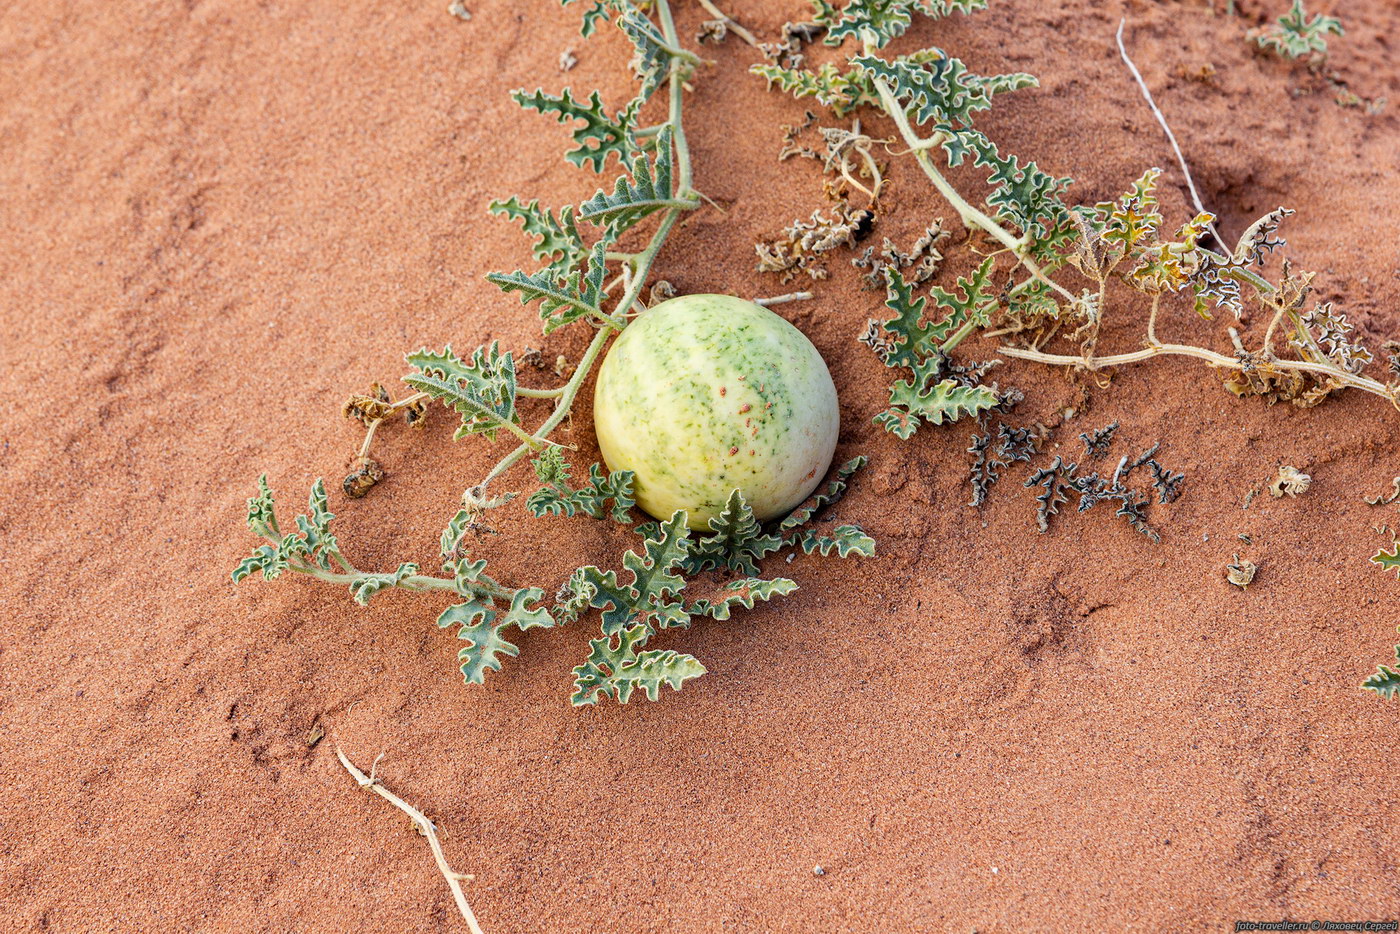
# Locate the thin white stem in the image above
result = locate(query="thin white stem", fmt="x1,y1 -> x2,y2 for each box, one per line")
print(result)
1116,18 -> 1224,244
335,748 -> 485,934
753,291 -> 813,307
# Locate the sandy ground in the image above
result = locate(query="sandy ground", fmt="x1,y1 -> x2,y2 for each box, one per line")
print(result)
2,0 -> 1399,931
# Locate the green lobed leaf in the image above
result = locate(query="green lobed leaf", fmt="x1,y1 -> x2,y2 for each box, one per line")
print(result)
527,448 -> 636,523
788,525 -> 876,557
1373,544 -> 1400,578
853,53 -> 1036,131
751,62 -> 879,117
232,478 -> 344,582
1363,659 -> 1400,699
403,343 -> 519,442
349,563 -> 419,606
510,88 -> 643,173
688,578 -> 798,620
877,366 -> 1000,438
487,196 -> 586,273
436,583 -> 554,686
1255,0 -> 1343,59
486,238 -> 612,334
685,489 -> 783,576
578,126 -> 691,238
561,0 -> 624,37
570,623 -> 707,705
437,598 -> 517,686
561,510 -> 692,635
780,456 -> 868,530
617,6 -> 673,100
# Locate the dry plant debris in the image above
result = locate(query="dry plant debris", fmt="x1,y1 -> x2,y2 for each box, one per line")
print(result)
1226,554 -> 1259,589
1268,465 -> 1312,498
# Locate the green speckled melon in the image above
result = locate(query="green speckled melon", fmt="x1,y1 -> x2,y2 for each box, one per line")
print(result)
593,294 -> 839,530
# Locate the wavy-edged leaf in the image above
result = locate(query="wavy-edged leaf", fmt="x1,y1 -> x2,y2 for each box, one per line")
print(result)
1255,0 -> 1343,59
561,510 -> 692,635
527,448 -> 635,523
349,563 -> 419,606
571,623 -> 706,705
233,478 -> 346,581
780,456 -> 867,530
1373,543 -> 1400,578
853,53 -> 1035,130
511,88 -> 642,172
1363,657 -> 1400,699
487,196 -> 586,272
686,489 -> 783,575
617,7 -> 673,100
437,599 -> 516,685
403,343 -> 519,442
561,0 -> 622,37
750,62 -> 877,117
688,578 -> 798,620
788,525 -> 876,557
877,365 -> 1000,438
486,239 -> 611,333
578,127 -> 692,236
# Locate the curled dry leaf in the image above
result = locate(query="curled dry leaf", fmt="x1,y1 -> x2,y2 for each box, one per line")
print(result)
1269,465 -> 1312,498
1226,554 -> 1258,589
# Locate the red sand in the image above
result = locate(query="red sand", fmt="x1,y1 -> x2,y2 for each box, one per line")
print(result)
2,1 -> 1398,930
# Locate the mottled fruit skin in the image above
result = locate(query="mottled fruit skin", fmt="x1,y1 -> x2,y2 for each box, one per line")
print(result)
593,294 -> 839,529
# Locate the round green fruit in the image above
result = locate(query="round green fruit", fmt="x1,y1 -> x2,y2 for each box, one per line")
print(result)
593,293 -> 839,530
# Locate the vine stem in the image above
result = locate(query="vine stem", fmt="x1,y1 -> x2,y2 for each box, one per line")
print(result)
1115,18 -> 1223,245
996,340 -> 1394,398
863,39 -> 1077,305
335,748 -> 486,934
473,0 -> 695,497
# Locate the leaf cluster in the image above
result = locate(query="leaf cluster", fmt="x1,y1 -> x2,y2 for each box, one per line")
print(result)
860,264 -> 1005,437
1253,0 -> 1344,60
526,447 -> 636,523
1021,429 -> 1183,542
561,460 -> 874,705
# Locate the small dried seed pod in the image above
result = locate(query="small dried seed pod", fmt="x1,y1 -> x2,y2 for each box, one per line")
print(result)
343,458 -> 385,499
1226,554 -> 1258,589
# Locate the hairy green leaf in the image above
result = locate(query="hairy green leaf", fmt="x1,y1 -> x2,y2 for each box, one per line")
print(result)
233,479 -> 346,583
486,238 -> 612,333
511,88 -> 642,172
617,7 -> 673,100
750,62 -> 878,117
437,583 -> 554,685
780,456 -> 868,530
853,53 -> 1035,130
403,343 -> 519,442
688,578 -> 798,620
877,366 -> 1000,438
561,0 -> 622,37
578,126 -> 691,237
527,447 -> 636,522
571,623 -> 707,705
487,196 -> 586,273
788,525 -> 877,557
1254,0 -> 1343,59
561,510 -> 692,635
685,489 -> 783,575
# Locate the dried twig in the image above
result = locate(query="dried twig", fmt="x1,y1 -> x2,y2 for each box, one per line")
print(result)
335,747 -> 485,934
1116,18 -> 1223,245
697,0 -> 758,47
753,291 -> 813,306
